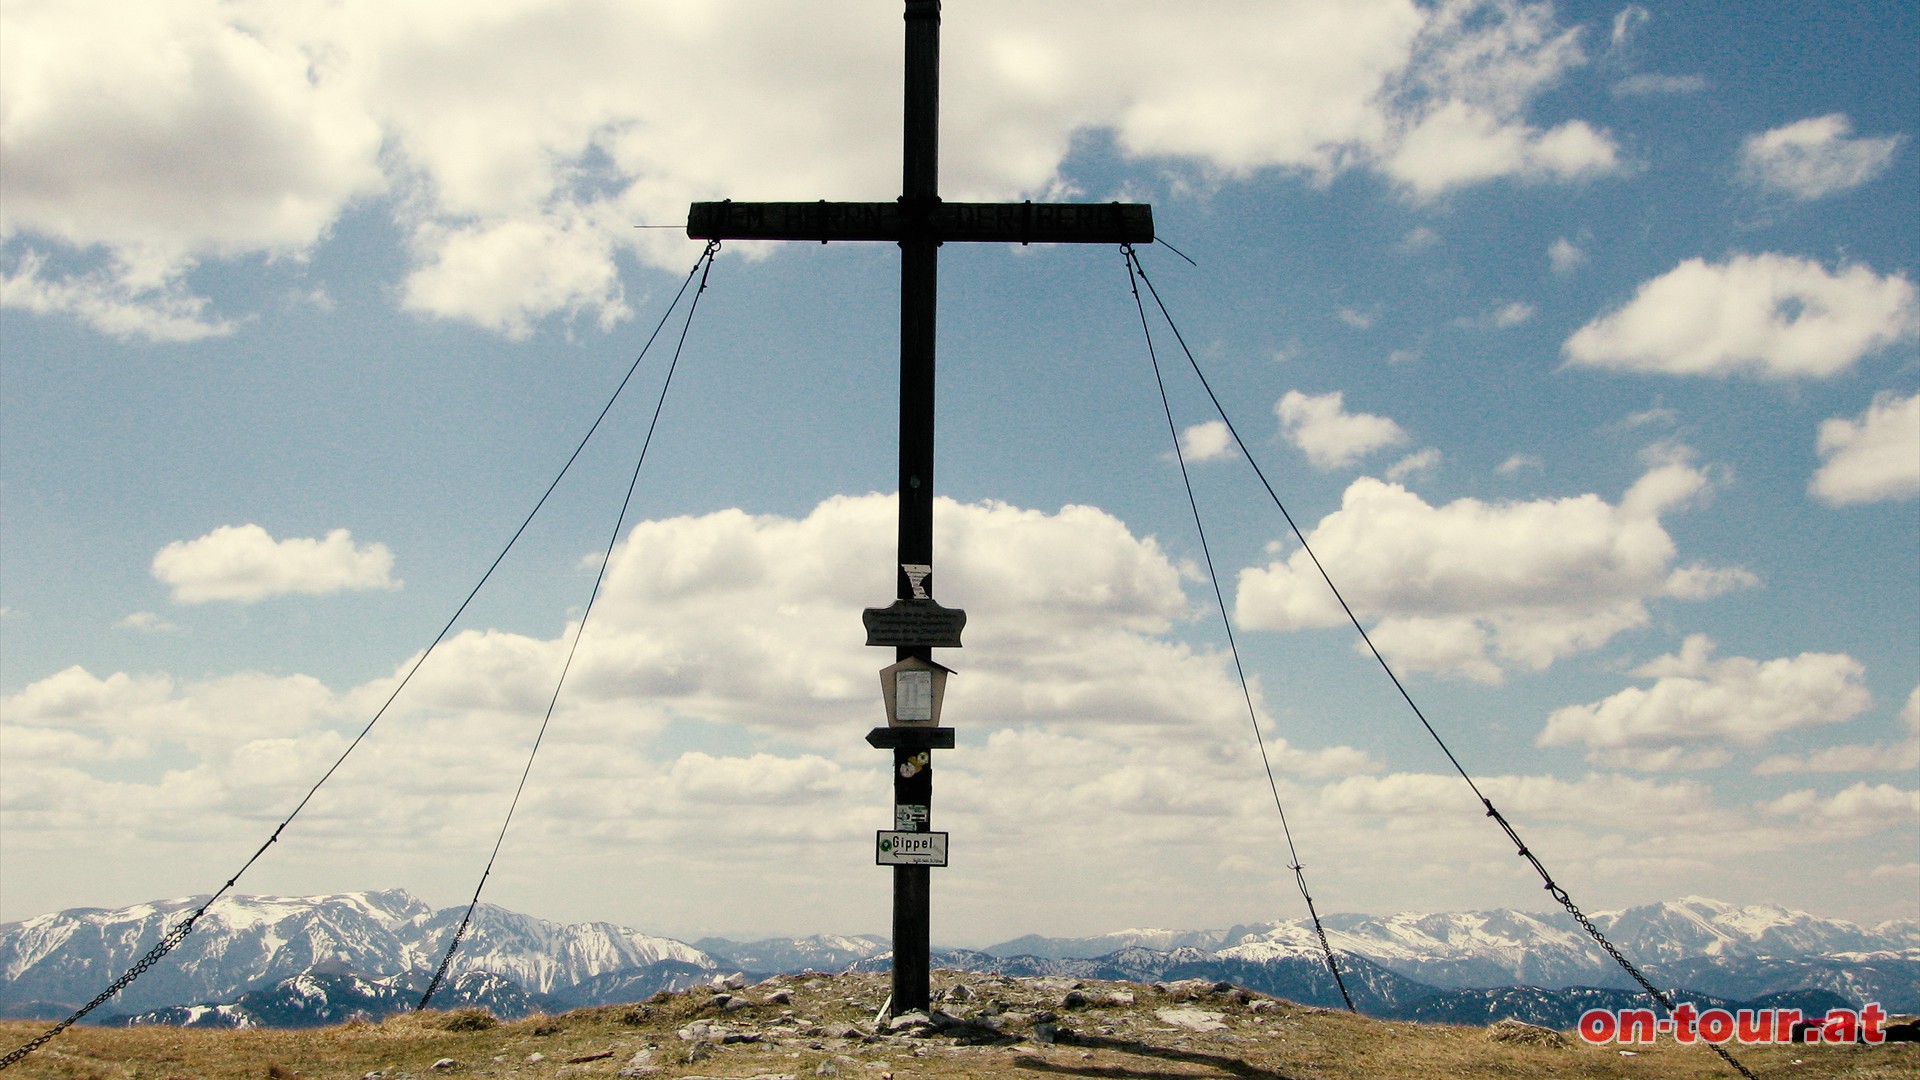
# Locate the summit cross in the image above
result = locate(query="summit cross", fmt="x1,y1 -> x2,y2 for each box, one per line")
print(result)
687,0 -> 1152,1017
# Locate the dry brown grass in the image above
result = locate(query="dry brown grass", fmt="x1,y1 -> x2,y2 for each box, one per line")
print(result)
1,971 -> 1910,1080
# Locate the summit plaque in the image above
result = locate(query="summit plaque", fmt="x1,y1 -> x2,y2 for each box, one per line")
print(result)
863,599 -> 966,648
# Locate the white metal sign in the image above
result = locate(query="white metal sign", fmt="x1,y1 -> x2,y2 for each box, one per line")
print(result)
876,830 -> 948,866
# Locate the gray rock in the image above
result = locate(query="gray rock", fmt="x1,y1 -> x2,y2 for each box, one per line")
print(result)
1155,1008 -> 1226,1032
1486,1019 -> 1568,1048
430,1060 -> 458,1071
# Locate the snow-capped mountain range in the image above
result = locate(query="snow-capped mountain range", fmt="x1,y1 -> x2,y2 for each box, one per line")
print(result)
984,895 -> 1920,991
2,892 -> 1913,1027
0,889 -> 706,1015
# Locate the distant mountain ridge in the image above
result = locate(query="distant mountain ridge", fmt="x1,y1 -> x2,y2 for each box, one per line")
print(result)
983,895 -> 1920,994
3,891 -> 1913,1028
0,889 -> 709,1016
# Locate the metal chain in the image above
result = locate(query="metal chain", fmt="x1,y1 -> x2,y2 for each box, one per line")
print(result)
1122,248 -> 1764,1079
417,910 -> 476,1010
1485,800 -> 1761,1080
0,912 -> 202,1070
1295,865 -> 1356,1011
0,243 -> 725,1070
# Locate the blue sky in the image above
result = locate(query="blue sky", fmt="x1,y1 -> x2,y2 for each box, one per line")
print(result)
2,0 -> 1915,945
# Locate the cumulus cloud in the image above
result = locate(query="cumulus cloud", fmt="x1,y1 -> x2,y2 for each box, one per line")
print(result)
1378,0 -> 1619,198
1,251 -> 238,342
1538,636 -> 1873,770
1235,462 -> 1752,682
1809,391 -> 1920,506
2,0 -> 1619,340
1549,237 -> 1586,274
1754,686 -> 1920,775
1385,106 -> 1615,197
1178,420 -> 1235,463
1563,254 -> 1919,379
1741,114 -> 1902,200
1276,390 -> 1410,470
0,0 -> 384,339
1762,782 -> 1920,833
152,525 -> 399,604
1386,448 -> 1441,481
4,494 -> 1417,934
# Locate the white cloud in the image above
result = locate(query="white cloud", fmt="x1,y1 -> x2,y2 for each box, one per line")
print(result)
1,250 -> 236,342
1762,783 -> 1920,833
1549,237 -> 1586,274
0,0 -> 384,341
1611,73 -> 1707,97
1386,448 -> 1441,481
1178,420 -> 1235,463
1379,0 -> 1620,198
1458,300 -> 1535,328
1810,391 -> 1920,506
1385,104 -> 1616,197
4,495 -> 1424,935
2,0 -> 1621,339
1618,406 -> 1678,430
1235,462 -> 1750,682
1495,454 -> 1543,475
1564,254 -> 1919,379
1609,6 -> 1649,49
1275,390 -> 1409,470
115,611 -> 176,634
152,525 -> 399,604
1539,636 -> 1873,770
1741,114 -> 1902,200
1400,226 -> 1442,252
1754,686 -> 1920,775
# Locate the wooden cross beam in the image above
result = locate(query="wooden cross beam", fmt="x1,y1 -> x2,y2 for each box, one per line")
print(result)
686,0 -> 1151,1018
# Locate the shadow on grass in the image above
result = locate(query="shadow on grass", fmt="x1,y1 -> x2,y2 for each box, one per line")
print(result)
1009,1033 -> 1299,1079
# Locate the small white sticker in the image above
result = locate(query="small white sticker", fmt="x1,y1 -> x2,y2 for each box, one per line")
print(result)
902,564 -> 933,600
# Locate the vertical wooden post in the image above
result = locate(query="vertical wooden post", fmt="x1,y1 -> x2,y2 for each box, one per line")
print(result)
891,0 -> 941,1020
687,0 -> 1146,1024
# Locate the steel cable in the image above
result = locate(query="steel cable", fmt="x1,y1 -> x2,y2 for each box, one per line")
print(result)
0,243 -> 722,1069
417,241 -> 721,1009
1124,250 -> 1759,1080
1122,245 -> 1356,1013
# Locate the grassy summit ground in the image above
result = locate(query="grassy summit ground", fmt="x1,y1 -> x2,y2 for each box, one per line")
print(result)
2,972 -> 1910,1079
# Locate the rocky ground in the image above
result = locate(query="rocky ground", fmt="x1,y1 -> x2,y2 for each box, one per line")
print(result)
3,971 -> 1913,1079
